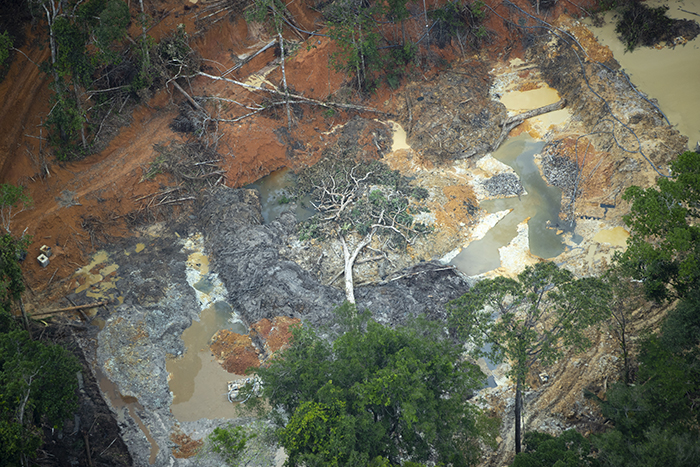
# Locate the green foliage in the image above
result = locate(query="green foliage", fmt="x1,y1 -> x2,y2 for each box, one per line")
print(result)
0,234 -> 29,309
45,89 -> 86,160
0,418 -> 42,467
448,262 -> 610,453
0,31 -> 12,68
256,304 -> 492,466
615,151 -> 700,302
94,0 -> 130,53
511,430 -> 600,467
246,0 -> 287,30
53,16 -> 91,83
0,184 -> 31,234
296,154 -> 431,247
448,261 -> 611,382
130,34 -> 157,93
591,291 -> 700,466
202,421 -> 276,467
207,423 -> 255,466
614,0 -> 673,51
326,0 -> 383,92
0,330 -> 81,465
429,0 -> 489,49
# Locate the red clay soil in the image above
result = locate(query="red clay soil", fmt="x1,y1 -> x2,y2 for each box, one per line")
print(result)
251,316 -> 301,354
170,428 -> 204,458
0,0 -> 599,299
210,328 -> 262,374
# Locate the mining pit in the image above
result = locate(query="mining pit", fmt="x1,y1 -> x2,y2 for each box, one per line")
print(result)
2,0 -> 698,465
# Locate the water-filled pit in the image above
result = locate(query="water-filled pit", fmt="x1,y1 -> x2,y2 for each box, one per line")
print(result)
245,168 -> 315,224
451,133 -> 565,276
166,234 -> 250,422
585,0 -> 700,148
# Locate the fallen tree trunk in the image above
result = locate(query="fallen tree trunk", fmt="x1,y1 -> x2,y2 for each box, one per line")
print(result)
34,300 -> 109,316
491,98 -> 566,152
197,71 -> 387,115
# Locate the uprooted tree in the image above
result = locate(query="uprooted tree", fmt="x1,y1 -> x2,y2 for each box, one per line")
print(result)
448,261 -> 611,454
295,147 -> 431,303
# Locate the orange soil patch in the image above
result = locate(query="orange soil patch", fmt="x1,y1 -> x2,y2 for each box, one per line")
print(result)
170,429 -> 203,459
441,185 -> 478,224
251,316 -> 301,354
210,329 -> 261,374
556,15 -> 615,64
550,136 -> 615,201
0,0 -> 600,303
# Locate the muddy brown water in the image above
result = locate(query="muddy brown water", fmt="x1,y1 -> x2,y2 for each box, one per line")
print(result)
96,368 -> 159,464
586,0 -> 700,148
166,301 -> 247,422
451,134 -> 565,275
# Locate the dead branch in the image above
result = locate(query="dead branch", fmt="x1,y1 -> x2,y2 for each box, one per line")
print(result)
34,300 -> 109,316
197,71 -> 387,114
492,98 -> 566,152
340,210 -> 384,304
170,80 -> 207,114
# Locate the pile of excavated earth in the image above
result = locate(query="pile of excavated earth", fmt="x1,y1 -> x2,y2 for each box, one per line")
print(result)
2,0 -> 697,465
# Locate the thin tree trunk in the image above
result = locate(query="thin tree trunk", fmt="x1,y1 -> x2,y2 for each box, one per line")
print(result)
339,230 -> 375,304
279,32 -> 291,131
515,377 -> 523,454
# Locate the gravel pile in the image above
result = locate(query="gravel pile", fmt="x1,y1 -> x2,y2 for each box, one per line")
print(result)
541,150 -> 578,198
483,173 -> 524,197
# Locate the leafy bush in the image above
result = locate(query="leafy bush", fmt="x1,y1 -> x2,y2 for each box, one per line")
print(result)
615,0 -> 673,51
207,423 -> 254,465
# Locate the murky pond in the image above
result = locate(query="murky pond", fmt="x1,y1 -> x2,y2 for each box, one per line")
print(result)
451,134 -> 565,275
166,234 -> 249,422
245,168 -> 315,224
166,301 -> 247,422
586,0 -> 700,148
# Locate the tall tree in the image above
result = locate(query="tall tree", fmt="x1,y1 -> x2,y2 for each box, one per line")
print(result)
0,330 -> 81,466
616,150 -> 700,302
448,261 -> 610,454
255,304 -> 495,466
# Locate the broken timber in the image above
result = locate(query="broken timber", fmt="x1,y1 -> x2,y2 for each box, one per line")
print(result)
491,98 -> 566,152
34,300 -> 109,317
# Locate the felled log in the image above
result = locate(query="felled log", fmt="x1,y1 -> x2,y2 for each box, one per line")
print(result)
491,98 -> 567,152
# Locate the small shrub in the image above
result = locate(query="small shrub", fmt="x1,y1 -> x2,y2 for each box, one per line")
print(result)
207,423 -> 255,466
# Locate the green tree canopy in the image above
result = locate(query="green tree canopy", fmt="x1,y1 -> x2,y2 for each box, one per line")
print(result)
255,304 -> 494,466
0,30 -> 12,68
0,330 -> 81,466
448,261 -> 611,453
511,430 -> 600,467
592,303 -> 700,466
616,150 -> 700,302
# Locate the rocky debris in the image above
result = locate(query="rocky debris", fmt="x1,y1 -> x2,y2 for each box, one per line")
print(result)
533,28 -> 688,193
97,305 -> 173,410
199,187 -> 471,327
540,141 -> 579,198
199,187 -> 344,326
355,261 -> 471,325
482,172 -> 525,197
397,61 -> 507,161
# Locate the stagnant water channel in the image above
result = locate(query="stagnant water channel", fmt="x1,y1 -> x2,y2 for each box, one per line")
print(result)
451,133 -> 566,276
